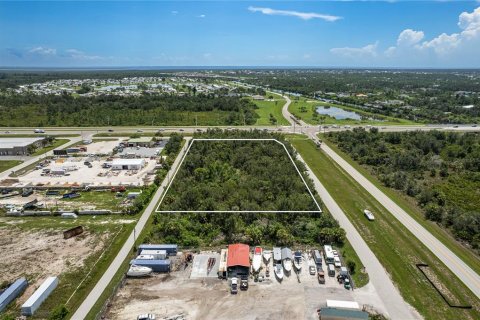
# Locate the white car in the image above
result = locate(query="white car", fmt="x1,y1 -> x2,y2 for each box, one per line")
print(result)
137,314 -> 155,320
334,256 -> 341,268
332,250 -> 339,257
364,209 -> 375,221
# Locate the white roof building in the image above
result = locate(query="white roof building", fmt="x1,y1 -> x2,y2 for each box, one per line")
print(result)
111,158 -> 146,170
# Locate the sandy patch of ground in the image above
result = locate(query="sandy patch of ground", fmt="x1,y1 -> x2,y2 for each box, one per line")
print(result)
0,226 -> 109,303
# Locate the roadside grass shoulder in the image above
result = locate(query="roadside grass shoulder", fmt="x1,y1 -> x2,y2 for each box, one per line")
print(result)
289,138 -> 480,320
0,160 -> 22,173
320,135 -> 480,276
31,139 -> 69,156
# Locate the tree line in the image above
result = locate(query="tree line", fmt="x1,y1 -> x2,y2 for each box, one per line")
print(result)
0,93 -> 259,126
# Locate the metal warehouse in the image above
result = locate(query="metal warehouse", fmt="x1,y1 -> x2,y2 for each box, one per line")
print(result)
127,137 -> 154,147
226,243 -> 250,278
111,158 -> 146,170
0,138 -> 45,156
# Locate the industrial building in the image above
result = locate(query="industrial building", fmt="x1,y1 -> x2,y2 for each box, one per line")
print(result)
0,138 -> 45,156
111,158 -> 146,170
226,243 -> 250,278
319,300 -> 369,320
127,137 -> 154,147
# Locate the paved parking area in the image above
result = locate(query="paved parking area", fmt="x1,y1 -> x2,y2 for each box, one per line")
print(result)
190,253 -> 220,278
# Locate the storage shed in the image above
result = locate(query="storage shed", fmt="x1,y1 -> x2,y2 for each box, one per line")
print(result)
21,276 -> 58,316
0,278 -> 28,312
111,158 -> 146,170
130,259 -> 171,273
226,243 -> 250,278
137,244 -> 177,256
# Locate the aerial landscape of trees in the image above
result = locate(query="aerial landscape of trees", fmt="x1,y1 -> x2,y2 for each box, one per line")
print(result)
150,129 -> 345,247
327,129 -> 480,252
0,93 -> 259,126
242,69 -> 480,124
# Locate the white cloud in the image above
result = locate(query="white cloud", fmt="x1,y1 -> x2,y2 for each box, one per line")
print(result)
197,14 -> 206,18
248,6 -> 341,22
397,29 -> 424,46
386,7 -> 480,58
64,49 -> 103,60
330,42 -> 378,58
419,33 -> 461,55
171,11 -> 178,15
29,47 -> 56,56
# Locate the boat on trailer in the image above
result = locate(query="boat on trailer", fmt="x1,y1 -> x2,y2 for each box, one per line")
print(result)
252,247 -> 263,272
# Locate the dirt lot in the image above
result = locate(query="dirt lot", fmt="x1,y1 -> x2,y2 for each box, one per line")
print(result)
0,189 -> 134,211
0,224 -> 109,304
106,252 -> 387,320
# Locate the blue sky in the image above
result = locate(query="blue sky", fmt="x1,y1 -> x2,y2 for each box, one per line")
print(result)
1,1 -> 480,68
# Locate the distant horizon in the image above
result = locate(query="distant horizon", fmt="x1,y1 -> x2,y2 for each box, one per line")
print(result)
2,66 -> 480,72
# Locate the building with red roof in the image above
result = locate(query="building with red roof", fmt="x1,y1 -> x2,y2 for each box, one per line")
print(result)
227,243 -> 250,278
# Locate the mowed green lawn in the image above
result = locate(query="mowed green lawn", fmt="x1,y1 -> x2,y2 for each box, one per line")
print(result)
0,160 -> 22,173
288,97 -> 414,126
252,96 -> 290,126
289,137 -> 480,320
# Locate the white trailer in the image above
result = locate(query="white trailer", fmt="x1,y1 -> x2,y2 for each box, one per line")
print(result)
21,276 -> 58,316
140,249 -> 167,260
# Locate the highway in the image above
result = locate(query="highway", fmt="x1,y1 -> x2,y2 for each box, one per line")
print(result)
277,99 -> 480,300
319,140 -> 480,299
70,137 -> 191,320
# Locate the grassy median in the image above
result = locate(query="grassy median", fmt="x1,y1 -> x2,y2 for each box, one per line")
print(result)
321,135 -> 480,276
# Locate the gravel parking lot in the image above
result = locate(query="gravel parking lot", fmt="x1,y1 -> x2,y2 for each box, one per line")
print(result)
105,251 -> 387,320
11,157 -> 157,187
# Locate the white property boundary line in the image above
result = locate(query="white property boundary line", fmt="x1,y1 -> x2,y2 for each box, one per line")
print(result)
155,138 -> 322,213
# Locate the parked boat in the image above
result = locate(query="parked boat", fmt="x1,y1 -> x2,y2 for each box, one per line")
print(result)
127,265 -> 153,277
252,247 -> 263,272
293,251 -> 303,271
274,263 -> 284,281
281,247 -> 293,273
263,250 -> 272,264
273,247 -> 283,282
